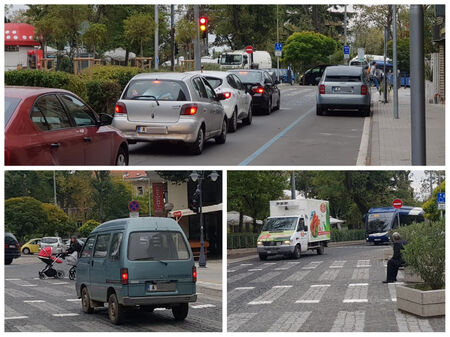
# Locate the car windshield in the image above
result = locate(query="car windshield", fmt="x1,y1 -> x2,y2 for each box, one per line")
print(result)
231,71 -> 262,83
262,217 -> 298,232
325,75 -> 361,82
205,77 -> 223,89
42,238 -> 58,244
367,212 -> 395,234
220,54 -> 242,65
123,80 -> 188,101
5,97 -> 21,127
128,231 -> 190,261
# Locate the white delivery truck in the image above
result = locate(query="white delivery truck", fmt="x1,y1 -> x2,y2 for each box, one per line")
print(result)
257,199 -> 331,260
218,50 -> 272,70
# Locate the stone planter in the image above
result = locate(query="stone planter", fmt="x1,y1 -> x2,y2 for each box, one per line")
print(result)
404,267 -> 424,283
396,284 -> 445,317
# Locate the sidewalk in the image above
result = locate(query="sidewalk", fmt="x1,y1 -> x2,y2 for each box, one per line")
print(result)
369,87 -> 445,165
196,259 -> 222,291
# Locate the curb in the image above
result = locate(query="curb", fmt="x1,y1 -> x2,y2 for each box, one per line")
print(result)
356,114 -> 372,166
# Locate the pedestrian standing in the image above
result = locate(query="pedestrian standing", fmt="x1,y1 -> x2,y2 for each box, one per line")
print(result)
383,232 -> 406,283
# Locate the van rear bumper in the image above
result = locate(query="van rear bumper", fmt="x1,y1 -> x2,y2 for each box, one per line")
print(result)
120,294 -> 197,306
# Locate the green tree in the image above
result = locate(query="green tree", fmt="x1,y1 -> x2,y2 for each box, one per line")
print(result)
175,17 -> 197,58
283,31 -> 337,72
422,181 -> 445,221
5,197 -> 47,242
79,219 -> 101,237
40,203 -> 76,237
123,12 -> 155,56
82,23 -> 107,57
387,38 -> 410,72
5,171 -> 54,203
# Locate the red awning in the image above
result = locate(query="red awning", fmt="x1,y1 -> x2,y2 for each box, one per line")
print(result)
5,23 -> 40,46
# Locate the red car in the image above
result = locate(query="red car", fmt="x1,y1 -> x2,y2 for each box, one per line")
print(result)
5,86 -> 129,165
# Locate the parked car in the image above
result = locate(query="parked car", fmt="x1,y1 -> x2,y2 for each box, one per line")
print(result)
76,217 -> 197,325
267,68 -> 295,85
39,236 -> 65,254
112,72 -> 228,155
316,65 -> 371,117
5,232 -> 21,265
189,71 -> 252,132
228,69 -> 280,115
300,64 -> 333,85
21,238 -> 42,255
5,86 -> 129,165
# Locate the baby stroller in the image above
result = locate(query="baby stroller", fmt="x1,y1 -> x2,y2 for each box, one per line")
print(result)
65,251 -> 78,280
38,247 -> 65,279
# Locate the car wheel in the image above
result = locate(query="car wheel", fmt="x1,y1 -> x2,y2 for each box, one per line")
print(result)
292,244 -> 301,259
264,98 -> 272,115
317,245 -> 324,255
81,287 -> 94,314
5,258 -> 13,265
258,254 -> 267,261
189,127 -> 204,155
108,293 -> 124,325
316,105 -> 323,116
362,107 -> 371,117
242,105 -> 252,126
172,303 -> 189,321
215,119 -> 227,144
228,108 -> 238,132
115,146 -> 128,166
274,96 -> 280,111
22,248 -> 30,255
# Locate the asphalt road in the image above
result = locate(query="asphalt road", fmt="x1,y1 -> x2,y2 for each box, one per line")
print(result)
5,255 -> 222,332
227,245 -> 445,332
128,85 -> 366,166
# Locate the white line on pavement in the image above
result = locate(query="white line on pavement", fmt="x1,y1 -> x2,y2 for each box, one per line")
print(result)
191,304 -> 216,309
248,268 -> 262,271
248,301 -> 272,305
5,316 -> 28,320
235,287 -> 255,290
311,284 -> 331,287
349,283 -> 369,286
50,282 -> 69,285
343,299 -> 368,303
296,299 -> 320,303
23,300 -> 45,303
20,284 -> 37,287
273,285 -> 293,288
66,299 -> 81,302
5,278 -> 21,281
356,115 -> 371,165
52,313 -> 80,317
275,267 -> 289,270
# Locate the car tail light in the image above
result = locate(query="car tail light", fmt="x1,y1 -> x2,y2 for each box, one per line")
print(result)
319,84 -> 325,94
181,104 -> 198,116
222,92 -> 232,99
5,149 -> 10,165
192,266 -> 197,283
361,84 -> 368,95
121,268 -> 129,285
115,102 -> 127,114
5,244 -> 9,249
252,86 -> 264,94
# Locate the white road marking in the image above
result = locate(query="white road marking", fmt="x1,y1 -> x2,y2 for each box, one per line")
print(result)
285,270 -> 311,282
273,285 -> 293,288
5,278 -> 21,281
331,311 -> 365,332
248,268 -> 262,271
5,316 -> 28,320
250,272 -> 279,283
343,283 -> 368,303
296,284 -> 330,303
329,260 -> 346,268
52,313 -> 80,317
356,115 -> 371,165
20,284 -> 37,287
351,268 -> 370,280
263,262 -> 276,265
228,270 -> 236,273
240,263 -> 253,266
191,304 -> 216,309
66,299 -> 81,302
248,285 -> 292,305
268,311 -> 312,332
395,312 -> 434,332
234,287 -> 255,290
356,259 -> 371,267
319,269 -> 340,281
275,267 -> 289,270
23,300 -> 45,303
302,261 -> 323,270
228,313 -> 258,332
50,282 -> 69,285
154,308 -> 168,311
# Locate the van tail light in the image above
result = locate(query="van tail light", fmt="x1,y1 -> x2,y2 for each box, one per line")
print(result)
319,84 -> 325,94
121,268 -> 129,285
5,149 -> 10,165
192,266 -> 197,283
361,84 -> 368,95
252,86 -> 264,94
180,104 -> 198,116
115,102 -> 127,114
222,92 -> 232,99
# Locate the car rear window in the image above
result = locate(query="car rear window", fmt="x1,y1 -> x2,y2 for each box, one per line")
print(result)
205,77 -> 223,89
325,75 -> 361,82
231,71 -> 262,84
5,233 -> 18,245
5,97 -> 21,127
42,238 -> 58,244
128,231 -> 190,261
123,80 -> 189,101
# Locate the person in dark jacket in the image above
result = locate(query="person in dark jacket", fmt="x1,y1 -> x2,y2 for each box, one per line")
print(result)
66,236 -> 82,257
383,232 -> 406,283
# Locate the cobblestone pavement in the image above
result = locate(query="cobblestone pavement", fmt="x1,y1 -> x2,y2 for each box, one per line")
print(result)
5,256 -> 222,332
227,245 -> 445,332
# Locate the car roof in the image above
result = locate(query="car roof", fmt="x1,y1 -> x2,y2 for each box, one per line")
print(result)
324,66 -> 363,76
187,71 -> 229,78
5,86 -> 73,98
92,217 -> 182,234
131,72 -> 194,81
228,69 -> 266,73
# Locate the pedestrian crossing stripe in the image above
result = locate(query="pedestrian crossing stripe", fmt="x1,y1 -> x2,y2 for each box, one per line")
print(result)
52,313 -> 80,317
191,304 -> 216,309
5,316 -> 28,320
23,300 -> 45,303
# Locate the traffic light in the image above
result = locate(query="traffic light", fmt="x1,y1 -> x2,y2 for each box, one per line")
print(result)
199,16 -> 207,38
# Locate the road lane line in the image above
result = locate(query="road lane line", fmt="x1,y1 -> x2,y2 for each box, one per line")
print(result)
5,278 -> 21,281
5,316 -> 28,320
234,287 -> 255,290
248,268 -> 262,271
23,300 -> 46,303
52,313 -> 80,317
66,299 -> 81,302
356,115 -> 371,165
238,106 -> 315,165
191,304 -> 216,309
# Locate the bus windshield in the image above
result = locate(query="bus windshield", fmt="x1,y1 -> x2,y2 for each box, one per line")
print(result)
262,217 -> 298,232
367,212 -> 395,234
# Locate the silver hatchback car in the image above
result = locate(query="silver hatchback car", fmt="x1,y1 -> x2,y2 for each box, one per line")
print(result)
316,66 -> 371,117
112,72 -> 228,154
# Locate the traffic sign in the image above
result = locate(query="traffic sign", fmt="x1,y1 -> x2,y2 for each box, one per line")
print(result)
173,210 -> 182,218
245,45 -> 254,54
437,192 -> 445,204
275,50 -> 282,57
275,43 -> 282,51
358,48 -> 365,62
392,198 -> 403,209
344,45 -> 350,59
128,200 -> 140,212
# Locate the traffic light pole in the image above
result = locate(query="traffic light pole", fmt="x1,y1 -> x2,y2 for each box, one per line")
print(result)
198,178 -> 206,267
194,5 -> 201,71
154,5 -> 159,70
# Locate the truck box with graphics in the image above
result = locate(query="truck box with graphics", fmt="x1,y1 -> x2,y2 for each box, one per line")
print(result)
256,199 -> 331,260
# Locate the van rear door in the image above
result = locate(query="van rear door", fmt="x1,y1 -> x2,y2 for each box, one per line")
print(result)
89,233 -> 111,301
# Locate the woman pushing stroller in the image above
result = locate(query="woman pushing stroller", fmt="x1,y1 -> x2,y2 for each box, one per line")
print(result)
62,236 -> 83,280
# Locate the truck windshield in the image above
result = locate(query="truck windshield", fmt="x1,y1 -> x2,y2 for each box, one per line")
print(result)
231,71 -> 262,84
128,231 -> 190,261
262,217 -> 298,232
367,212 -> 395,234
220,54 -> 242,65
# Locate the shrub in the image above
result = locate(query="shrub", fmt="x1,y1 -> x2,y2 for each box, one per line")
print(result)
400,220 -> 445,290
79,219 -> 101,237
85,79 -> 122,115
82,65 -> 146,90
330,229 -> 366,242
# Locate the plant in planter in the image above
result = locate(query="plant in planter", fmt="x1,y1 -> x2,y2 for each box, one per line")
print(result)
395,220 -> 445,317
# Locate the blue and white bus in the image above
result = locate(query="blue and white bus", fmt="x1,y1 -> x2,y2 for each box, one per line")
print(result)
365,206 -> 425,244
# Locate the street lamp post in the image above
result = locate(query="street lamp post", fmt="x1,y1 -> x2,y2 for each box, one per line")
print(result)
189,170 -> 219,268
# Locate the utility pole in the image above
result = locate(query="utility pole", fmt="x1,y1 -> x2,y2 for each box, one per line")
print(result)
154,5 -> 159,70
53,171 -> 57,206
276,5 -> 280,82
393,5 -> 399,119
383,27 -> 388,103
291,171 -> 296,200
410,5 -> 426,165
170,5 -> 175,71
344,5 -> 347,65
194,5 -> 201,71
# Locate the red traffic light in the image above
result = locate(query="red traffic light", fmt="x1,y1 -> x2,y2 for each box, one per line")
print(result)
199,16 -> 207,31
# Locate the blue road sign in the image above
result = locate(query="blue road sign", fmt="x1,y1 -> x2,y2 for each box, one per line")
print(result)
344,45 -> 350,55
128,200 -> 140,212
275,43 -> 283,51
437,192 -> 445,204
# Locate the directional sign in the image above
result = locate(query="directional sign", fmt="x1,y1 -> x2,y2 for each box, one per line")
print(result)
128,200 -> 140,212
392,198 -> 403,209
344,45 -> 350,59
437,192 -> 445,204
245,45 -> 254,54
275,43 -> 283,51
358,48 -> 365,62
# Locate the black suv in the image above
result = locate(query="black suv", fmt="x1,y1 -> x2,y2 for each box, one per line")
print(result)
5,232 -> 21,265
300,65 -> 333,85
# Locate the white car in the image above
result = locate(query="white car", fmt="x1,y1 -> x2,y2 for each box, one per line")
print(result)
189,71 -> 252,132
39,237 -> 65,254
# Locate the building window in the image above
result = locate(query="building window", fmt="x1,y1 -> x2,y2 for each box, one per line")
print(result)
6,45 -> 19,52
137,186 -> 144,195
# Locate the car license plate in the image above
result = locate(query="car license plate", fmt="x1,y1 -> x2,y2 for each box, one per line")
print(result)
374,238 -> 381,241
266,250 -> 271,254
9,245 -> 16,248
137,126 -> 168,134
332,86 -> 353,93
147,282 -> 176,292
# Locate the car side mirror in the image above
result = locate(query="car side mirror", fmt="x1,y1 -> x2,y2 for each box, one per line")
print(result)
98,113 -> 113,126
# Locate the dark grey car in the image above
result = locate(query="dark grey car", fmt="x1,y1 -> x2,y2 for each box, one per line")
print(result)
316,66 -> 371,117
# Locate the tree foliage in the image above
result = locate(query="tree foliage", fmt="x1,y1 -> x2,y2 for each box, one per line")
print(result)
123,12 -> 155,56
79,219 -> 101,237
82,23 -> 107,56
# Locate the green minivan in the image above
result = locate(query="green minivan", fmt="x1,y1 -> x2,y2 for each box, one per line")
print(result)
76,217 -> 197,324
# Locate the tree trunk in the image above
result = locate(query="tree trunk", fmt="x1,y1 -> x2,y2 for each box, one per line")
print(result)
125,49 -> 129,66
